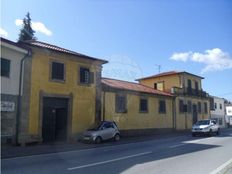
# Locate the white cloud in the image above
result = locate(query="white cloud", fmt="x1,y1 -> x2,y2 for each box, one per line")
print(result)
15,19 -> 52,36
170,52 -> 192,62
15,19 -> 23,26
0,28 -> 8,37
170,48 -> 232,73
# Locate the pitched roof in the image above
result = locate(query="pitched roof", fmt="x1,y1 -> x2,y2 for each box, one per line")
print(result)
102,78 -> 173,97
1,37 -> 30,52
20,40 -> 108,64
136,71 -> 204,80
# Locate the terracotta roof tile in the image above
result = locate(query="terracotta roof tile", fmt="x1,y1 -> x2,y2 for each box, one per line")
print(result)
136,71 -> 204,80
136,71 -> 181,80
102,78 -> 173,97
21,40 -> 107,63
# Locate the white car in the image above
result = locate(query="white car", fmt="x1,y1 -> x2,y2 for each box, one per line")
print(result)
192,119 -> 220,137
82,121 -> 120,144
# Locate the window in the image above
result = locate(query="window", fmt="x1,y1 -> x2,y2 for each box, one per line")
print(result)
1,58 -> 10,77
51,62 -> 64,81
195,81 -> 199,90
79,67 -> 94,84
204,102 -> 208,114
154,83 -> 157,89
154,82 -> 164,91
187,101 -> 192,113
159,100 -> 166,113
115,94 -> 127,113
214,103 -> 217,109
195,81 -> 199,95
219,118 -> 222,125
198,102 -> 201,113
179,100 -> 184,113
220,104 -> 222,110
102,122 -> 114,129
140,98 -> 148,113
187,79 -> 192,94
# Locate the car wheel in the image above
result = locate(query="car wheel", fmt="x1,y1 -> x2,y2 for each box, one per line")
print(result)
114,134 -> 120,141
209,129 -> 213,136
95,136 -> 102,144
217,128 -> 220,135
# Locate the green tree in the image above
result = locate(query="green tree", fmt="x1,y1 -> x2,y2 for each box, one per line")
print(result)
18,12 -> 36,41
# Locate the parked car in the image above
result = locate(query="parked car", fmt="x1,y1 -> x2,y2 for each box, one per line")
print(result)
82,121 -> 120,143
191,119 -> 220,137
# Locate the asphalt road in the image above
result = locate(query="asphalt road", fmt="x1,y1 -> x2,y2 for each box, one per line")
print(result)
2,130 -> 232,174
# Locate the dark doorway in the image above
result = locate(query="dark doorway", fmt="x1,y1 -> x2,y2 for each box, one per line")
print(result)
192,104 -> 198,124
42,97 -> 68,142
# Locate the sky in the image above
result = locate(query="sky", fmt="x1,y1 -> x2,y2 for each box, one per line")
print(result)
1,0 -> 232,101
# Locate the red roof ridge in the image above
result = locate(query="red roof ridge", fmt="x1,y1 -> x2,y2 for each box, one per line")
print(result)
102,77 -> 173,97
20,40 -> 108,63
102,77 -> 140,85
136,70 -> 204,80
24,40 -> 80,54
136,71 -> 182,81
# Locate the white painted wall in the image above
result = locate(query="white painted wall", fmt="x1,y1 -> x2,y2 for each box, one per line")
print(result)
225,106 -> 232,126
1,42 -> 28,95
210,96 -> 225,128
226,106 -> 232,116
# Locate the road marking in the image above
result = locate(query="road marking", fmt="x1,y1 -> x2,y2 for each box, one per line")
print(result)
169,144 -> 186,148
2,142 -> 153,161
184,137 -> 213,144
210,158 -> 232,174
67,151 -> 152,170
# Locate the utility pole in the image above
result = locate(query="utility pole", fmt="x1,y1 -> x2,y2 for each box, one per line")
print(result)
155,64 -> 161,74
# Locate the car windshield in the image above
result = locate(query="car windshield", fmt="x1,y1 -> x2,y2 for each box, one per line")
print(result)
195,120 -> 210,125
87,122 -> 103,131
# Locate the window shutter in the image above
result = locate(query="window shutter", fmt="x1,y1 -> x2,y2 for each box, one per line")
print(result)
89,72 -> 94,84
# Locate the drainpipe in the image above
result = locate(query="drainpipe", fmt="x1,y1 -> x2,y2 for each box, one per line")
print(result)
103,91 -> 105,121
172,96 -> 176,130
16,50 -> 31,145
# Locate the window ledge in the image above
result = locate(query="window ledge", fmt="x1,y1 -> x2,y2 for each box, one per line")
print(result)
50,79 -> 65,83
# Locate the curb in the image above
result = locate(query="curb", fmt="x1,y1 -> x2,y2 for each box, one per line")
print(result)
210,158 -> 232,174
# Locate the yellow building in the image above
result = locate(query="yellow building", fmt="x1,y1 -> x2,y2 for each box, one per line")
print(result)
19,40 -> 107,144
101,78 -> 175,135
14,39 -> 210,144
137,71 -> 210,130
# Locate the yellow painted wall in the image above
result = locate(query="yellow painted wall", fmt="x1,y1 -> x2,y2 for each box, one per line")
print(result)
139,73 -> 203,92
181,74 -> 202,90
175,96 -> 210,130
28,49 -> 101,136
139,75 -> 180,92
103,92 -> 173,130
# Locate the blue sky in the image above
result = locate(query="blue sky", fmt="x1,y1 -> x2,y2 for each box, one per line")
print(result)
1,0 -> 232,101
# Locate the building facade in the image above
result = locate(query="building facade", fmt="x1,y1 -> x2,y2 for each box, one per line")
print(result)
102,78 -> 174,135
1,38 -> 30,144
137,71 -> 211,130
225,103 -> 232,127
2,38 -> 215,145
210,96 -> 226,128
17,40 -> 107,145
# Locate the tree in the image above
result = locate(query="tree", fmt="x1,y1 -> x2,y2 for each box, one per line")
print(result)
18,12 -> 36,41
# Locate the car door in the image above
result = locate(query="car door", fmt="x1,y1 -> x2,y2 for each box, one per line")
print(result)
210,120 -> 217,132
100,122 -> 113,140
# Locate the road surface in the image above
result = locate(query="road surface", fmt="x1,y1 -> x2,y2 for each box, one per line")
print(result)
2,130 -> 232,174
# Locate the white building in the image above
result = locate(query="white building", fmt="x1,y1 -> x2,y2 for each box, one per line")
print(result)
210,96 -> 226,128
225,105 -> 232,127
1,37 -> 30,144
